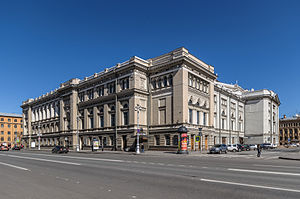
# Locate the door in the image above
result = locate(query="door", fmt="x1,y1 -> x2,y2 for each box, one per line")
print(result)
122,135 -> 127,151
205,135 -> 208,150
191,134 -> 195,151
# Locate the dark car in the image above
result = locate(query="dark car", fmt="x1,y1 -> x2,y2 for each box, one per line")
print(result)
12,145 -> 21,150
242,144 -> 251,151
52,146 -> 69,154
237,144 -> 243,151
209,144 -> 227,154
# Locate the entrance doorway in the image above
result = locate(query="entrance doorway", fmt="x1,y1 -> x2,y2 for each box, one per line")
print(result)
205,135 -> 208,150
122,135 -> 127,151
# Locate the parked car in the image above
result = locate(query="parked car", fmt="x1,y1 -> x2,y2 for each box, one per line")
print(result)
227,144 -> 240,152
237,144 -> 243,151
0,145 -> 9,151
52,146 -> 69,154
12,145 -> 21,150
260,143 -> 273,149
209,144 -> 227,154
249,144 -> 257,150
242,144 -> 251,151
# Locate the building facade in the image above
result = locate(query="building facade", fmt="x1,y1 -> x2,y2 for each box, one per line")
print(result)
0,113 -> 23,147
279,115 -> 300,145
21,48 -> 280,151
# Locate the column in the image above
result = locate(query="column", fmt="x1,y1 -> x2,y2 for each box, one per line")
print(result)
70,90 -> 78,150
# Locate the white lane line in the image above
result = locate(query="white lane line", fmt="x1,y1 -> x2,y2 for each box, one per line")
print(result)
200,178 -> 300,193
0,154 -> 81,166
228,168 -> 300,176
19,152 -> 125,163
253,164 -> 300,169
0,161 -> 31,171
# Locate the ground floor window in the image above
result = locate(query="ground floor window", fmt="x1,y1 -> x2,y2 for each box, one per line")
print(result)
165,135 -> 170,146
155,135 -> 160,146
172,135 -> 178,146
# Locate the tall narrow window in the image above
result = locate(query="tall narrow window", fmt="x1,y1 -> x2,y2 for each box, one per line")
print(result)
203,112 -> 206,126
197,111 -> 200,125
189,109 -> 193,124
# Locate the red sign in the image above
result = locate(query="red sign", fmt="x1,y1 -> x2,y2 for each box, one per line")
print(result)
181,133 -> 188,151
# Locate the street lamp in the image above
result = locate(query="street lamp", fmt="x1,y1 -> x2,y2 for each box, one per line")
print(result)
76,116 -> 80,151
135,104 -> 142,154
38,122 -> 41,150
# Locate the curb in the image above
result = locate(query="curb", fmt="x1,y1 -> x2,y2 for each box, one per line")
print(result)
278,157 -> 300,161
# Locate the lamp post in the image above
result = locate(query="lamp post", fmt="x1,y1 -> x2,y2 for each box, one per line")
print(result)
76,116 -> 80,151
135,104 -> 142,154
38,122 -> 41,150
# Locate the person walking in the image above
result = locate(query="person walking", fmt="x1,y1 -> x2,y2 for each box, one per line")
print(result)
257,144 -> 261,157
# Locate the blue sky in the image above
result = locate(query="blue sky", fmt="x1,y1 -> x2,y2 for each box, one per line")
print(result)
0,0 -> 299,117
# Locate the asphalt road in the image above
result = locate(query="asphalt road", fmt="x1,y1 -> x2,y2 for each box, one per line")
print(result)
0,149 -> 300,199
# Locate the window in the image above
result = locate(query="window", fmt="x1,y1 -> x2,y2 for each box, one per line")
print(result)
163,76 -> 168,87
189,109 -> 193,124
172,135 -> 178,146
8,131 -> 11,135
8,119 -> 11,122
165,135 -> 170,146
1,131 -> 3,135
78,92 -> 85,102
0,118 -> 3,121
21,120 -> 23,122
8,137 -> 10,141
14,125 -> 17,128
155,135 -> 160,146
89,117 -> 94,129
0,137 -> 3,141
14,119 -> 17,122
197,111 -> 200,125
108,82 -> 116,94
110,136 -> 114,146
103,137 -> 107,146
168,75 -> 173,86
97,86 -> 104,96
87,89 -> 94,100
14,132 -> 17,135
111,114 -> 115,127
203,112 -> 206,126
222,119 -> 225,129
1,124 -> 3,128
8,124 -> 10,128
100,116 -> 104,127
121,78 -> 129,90
123,112 -> 128,125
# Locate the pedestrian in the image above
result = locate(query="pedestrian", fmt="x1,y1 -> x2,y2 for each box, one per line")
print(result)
141,143 -> 144,153
257,144 -> 261,157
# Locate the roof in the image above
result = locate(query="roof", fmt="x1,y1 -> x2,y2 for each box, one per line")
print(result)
0,112 -> 22,118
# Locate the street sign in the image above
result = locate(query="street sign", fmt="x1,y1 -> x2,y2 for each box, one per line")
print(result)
198,128 -> 202,136
195,136 -> 201,142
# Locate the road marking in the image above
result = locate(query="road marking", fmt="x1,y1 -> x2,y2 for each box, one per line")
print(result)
18,152 -> 125,163
0,154 -> 81,166
228,168 -> 300,176
253,164 -> 300,169
0,161 -> 31,171
200,178 -> 300,193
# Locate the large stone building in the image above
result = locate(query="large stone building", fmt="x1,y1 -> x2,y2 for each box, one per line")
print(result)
279,114 -> 300,145
0,113 -> 23,147
21,48 -> 280,151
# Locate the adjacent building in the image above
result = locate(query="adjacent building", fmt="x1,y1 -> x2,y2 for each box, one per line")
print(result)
279,114 -> 300,145
0,113 -> 23,147
21,47 -> 280,151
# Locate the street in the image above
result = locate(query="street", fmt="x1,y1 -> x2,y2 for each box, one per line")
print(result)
0,149 -> 299,199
